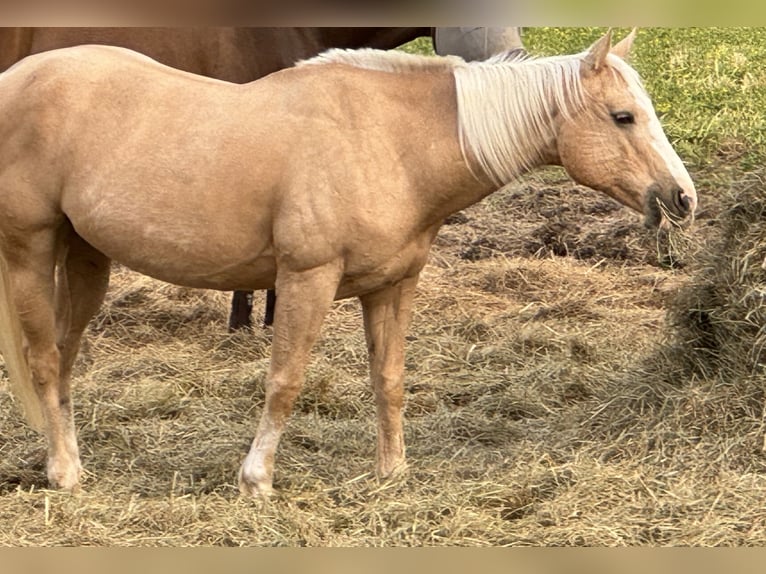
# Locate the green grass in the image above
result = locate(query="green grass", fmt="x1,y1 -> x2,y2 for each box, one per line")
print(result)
397,36 -> 433,56
527,28 -> 766,171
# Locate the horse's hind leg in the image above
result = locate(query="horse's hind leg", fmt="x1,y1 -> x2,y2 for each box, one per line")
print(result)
238,263 -> 342,497
2,227 -> 81,489
54,234 -> 111,476
360,275 -> 419,479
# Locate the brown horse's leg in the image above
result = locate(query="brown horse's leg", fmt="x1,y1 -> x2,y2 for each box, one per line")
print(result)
54,234 -> 111,477
228,290 -> 254,332
263,288 -> 276,327
228,289 -> 277,331
4,228 -> 82,489
360,275 -> 419,479
238,262 -> 342,497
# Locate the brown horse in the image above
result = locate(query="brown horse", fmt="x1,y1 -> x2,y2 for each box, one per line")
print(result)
0,30 -> 696,497
0,26 -> 525,331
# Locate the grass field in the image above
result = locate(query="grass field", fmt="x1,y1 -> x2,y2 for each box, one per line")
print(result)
2,27 -> 766,546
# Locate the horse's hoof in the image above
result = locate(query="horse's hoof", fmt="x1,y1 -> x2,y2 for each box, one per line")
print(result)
377,459 -> 408,480
47,463 -> 82,491
237,467 -> 273,499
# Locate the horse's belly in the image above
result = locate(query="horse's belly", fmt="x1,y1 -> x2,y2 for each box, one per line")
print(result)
72,214 -> 277,291
123,251 -> 278,291
113,243 -> 276,291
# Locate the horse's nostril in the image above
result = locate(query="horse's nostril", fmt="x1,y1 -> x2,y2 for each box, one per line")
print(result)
678,189 -> 691,214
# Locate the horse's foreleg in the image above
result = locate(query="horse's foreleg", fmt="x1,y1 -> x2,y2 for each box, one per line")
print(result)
238,262 -> 342,497
360,275 -> 419,479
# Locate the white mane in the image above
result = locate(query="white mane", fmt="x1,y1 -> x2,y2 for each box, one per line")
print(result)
298,47 -> 467,73
454,53 -> 587,186
301,48 -> 648,188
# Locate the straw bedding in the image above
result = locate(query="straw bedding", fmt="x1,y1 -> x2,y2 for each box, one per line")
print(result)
1,168 -> 765,546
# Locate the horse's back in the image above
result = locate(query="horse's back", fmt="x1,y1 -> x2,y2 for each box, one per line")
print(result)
0,45 -> 245,171
9,28 -> 267,82
0,45 -> 457,190
12,28 -> 430,82
2,43 -> 232,92
0,45 -> 461,215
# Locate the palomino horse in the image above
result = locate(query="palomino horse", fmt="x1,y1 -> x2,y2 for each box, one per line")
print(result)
0,30 -> 696,496
0,26 -> 525,331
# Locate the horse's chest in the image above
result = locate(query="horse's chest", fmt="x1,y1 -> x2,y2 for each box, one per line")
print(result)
337,231 -> 436,297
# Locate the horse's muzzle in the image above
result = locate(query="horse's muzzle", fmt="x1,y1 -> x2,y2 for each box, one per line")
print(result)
643,183 -> 696,229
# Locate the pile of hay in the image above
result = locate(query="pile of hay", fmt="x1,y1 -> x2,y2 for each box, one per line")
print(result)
582,168 -> 766,481
665,169 -> 766,382
5,169 -> 766,545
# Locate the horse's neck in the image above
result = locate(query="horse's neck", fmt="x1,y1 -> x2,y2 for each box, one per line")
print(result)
415,64 -> 572,225
388,71 -> 504,223
453,60 -> 575,189
310,63 -> 500,224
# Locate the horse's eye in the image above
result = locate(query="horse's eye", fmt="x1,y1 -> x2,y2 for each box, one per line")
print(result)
612,111 -> 635,125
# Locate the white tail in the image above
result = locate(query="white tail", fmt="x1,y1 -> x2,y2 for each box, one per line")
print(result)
0,252 -> 44,431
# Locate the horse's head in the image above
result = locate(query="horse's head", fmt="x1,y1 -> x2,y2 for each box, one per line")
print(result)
555,30 -> 697,228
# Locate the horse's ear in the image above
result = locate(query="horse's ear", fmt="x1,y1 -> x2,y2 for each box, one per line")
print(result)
611,28 -> 637,60
583,29 -> 613,73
